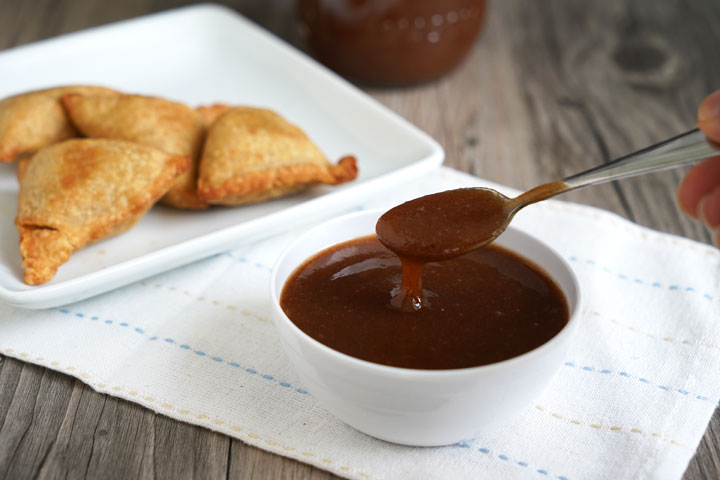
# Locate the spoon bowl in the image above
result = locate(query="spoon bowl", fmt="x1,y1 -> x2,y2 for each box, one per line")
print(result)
375,187 -> 513,260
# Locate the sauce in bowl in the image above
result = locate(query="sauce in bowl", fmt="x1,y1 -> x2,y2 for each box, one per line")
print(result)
280,235 -> 568,370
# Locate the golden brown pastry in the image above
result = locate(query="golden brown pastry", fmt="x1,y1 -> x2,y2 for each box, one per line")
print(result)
196,104 -> 231,127
62,93 -> 207,209
197,107 -> 357,205
0,85 -> 118,162
15,139 -> 189,285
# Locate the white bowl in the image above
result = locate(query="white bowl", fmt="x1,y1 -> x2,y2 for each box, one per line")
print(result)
270,209 -> 580,446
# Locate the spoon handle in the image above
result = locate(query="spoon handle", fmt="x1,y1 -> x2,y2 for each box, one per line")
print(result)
562,128 -> 719,190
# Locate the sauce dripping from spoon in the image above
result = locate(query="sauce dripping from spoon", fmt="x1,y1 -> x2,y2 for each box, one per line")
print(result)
376,181 -> 569,311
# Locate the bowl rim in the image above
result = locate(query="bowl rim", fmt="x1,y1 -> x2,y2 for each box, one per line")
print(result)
270,208 -> 581,379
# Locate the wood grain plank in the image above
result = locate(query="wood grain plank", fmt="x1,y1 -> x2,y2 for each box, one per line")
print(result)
35,381 -> 104,480
153,415 -> 229,479
0,361 -> 74,480
498,0 -> 719,242
0,355 -> 22,431
80,396 -> 156,479
0,1 -> 719,479
228,439 -> 335,480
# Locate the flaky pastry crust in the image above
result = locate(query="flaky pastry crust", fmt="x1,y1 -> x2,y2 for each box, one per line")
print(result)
15,139 -> 189,285
196,104 -> 231,127
197,107 -> 357,205
0,85 -> 118,162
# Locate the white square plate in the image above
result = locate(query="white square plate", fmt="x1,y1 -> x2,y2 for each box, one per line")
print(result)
0,4 -> 443,309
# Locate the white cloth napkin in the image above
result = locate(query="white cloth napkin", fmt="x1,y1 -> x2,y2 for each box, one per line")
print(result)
1,166 -> 718,480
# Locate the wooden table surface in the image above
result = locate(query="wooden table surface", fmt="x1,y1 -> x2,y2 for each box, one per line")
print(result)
1,0 -> 719,478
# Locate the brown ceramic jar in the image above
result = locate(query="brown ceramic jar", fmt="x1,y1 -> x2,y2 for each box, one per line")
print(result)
298,0 -> 487,86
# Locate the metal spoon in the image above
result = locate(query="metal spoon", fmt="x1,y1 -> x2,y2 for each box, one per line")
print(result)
376,128 -> 720,260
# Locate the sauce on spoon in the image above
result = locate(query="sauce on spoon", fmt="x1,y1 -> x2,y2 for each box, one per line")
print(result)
376,181 -> 569,261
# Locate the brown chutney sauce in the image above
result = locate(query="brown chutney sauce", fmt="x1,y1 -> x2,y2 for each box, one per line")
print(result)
280,235 -> 569,370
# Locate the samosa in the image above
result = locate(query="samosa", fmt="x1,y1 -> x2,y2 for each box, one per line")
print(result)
16,139 -> 189,284
197,106 -> 357,206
